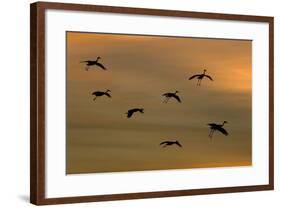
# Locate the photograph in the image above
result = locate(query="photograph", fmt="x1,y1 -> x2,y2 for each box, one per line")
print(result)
66,32 -> 252,174
29,2 -> 274,204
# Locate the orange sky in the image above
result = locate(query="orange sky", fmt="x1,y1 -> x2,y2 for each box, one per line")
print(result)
66,32 -> 252,174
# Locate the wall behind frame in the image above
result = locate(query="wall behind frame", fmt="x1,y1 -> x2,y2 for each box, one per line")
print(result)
0,0 -> 279,206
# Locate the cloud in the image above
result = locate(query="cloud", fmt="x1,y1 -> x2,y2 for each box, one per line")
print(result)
66,32 -> 252,174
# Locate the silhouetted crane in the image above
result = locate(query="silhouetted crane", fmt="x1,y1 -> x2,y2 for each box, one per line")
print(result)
92,89 -> 111,101
162,91 -> 181,103
80,56 -> 106,70
160,140 -> 182,148
189,69 -> 213,86
208,121 -> 228,139
126,108 -> 144,118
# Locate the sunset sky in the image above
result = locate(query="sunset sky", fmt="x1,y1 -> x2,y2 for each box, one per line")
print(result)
66,32 -> 252,174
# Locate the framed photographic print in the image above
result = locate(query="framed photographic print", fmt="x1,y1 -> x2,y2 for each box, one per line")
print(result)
30,1 -> 274,205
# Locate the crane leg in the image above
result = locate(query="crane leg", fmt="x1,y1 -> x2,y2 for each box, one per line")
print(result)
93,96 -> 97,101
209,129 -> 214,139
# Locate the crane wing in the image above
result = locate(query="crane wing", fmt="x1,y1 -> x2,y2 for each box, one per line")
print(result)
217,127 -> 228,136
80,60 -> 92,63
173,95 -> 181,103
160,141 -> 168,145
205,75 -> 213,81
189,74 -> 200,80
96,62 -> 106,70
126,110 -> 133,118
208,123 -> 217,127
